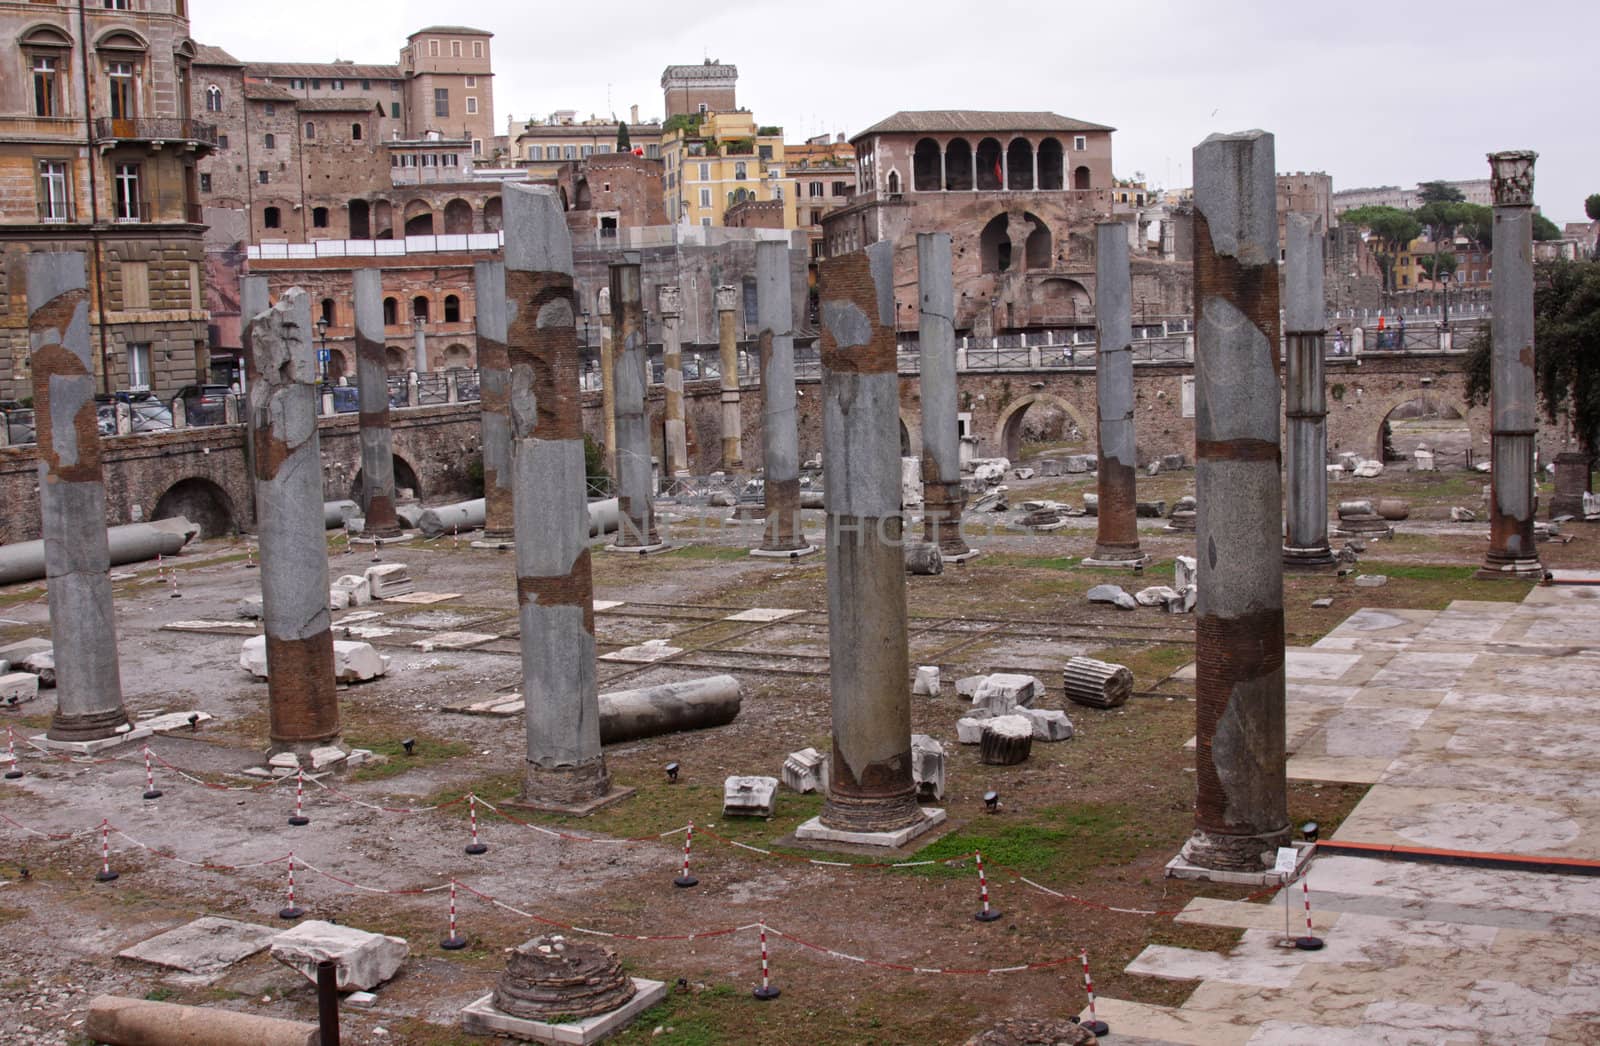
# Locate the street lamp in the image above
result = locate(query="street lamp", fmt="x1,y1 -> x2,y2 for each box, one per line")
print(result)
315,316 -> 330,382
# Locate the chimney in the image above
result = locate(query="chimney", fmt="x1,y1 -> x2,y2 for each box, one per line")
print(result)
630,104 -> 639,124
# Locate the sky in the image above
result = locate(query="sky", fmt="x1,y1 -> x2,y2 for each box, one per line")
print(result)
192,0 -> 1599,225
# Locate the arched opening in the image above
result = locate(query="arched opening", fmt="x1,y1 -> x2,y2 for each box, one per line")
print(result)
975,138 -> 1003,191
351,122 -> 363,141
373,199 -> 394,239
443,294 -> 461,323
312,206 -> 329,229
442,343 -> 472,370
351,455 -> 422,504
482,196 -> 502,233
899,418 -> 911,457
1073,165 -> 1091,190
1024,216 -> 1052,270
326,348 -> 348,382
349,199 -> 371,239
382,296 -> 398,326
886,170 -> 901,195
1037,278 -> 1091,322
980,214 -> 1012,274
319,298 -> 335,326
1038,138 -> 1064,190
152,477 -> 235,538
411,295 -> 429,322
944,139 -> 972,191
1006,139 -> 1033,191
385,346 -> 407,372
913,138 -> 941,192
263,205 -> 281,229
574,179 -> 592,210
403,200 -> 433,235
443,198 -> 473,235
993,393 -> 1092,462
1377,394 -> 1471,465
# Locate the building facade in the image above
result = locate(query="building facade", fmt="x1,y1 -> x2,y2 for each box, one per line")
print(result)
662,109 -> 791,229
661,60 -> 737,120
1,0 -> 215,403
511,110 -> 662,179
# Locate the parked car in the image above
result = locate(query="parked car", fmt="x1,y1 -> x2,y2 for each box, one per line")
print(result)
129,399 -> 173,433
172,383 -> 232,426
3,408 -> 35,446
330,385 -> 360,413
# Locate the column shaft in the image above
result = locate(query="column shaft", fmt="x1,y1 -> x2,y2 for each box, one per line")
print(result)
599,321 -> 617,481
247,288 -> 340,751
609,261 -> 659,548
658,285 -> 688,477
756,241 -> 807,552
504,184 -> 610,804
352,269 -> 401,537
916,233 -> 973,558
716,286 -> 742,469
28,252 -> 129,742
475,260 -> 515,540
1283,213 -> 1333,568
1183,130 -> 1289,872
1090,222 -> 1145,565
818,243 -> 920,833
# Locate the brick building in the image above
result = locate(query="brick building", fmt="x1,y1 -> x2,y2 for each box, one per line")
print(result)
787,133 -> 857,263
0,0 -> 215,404
821,110 -> 1190,334
661,60 -> 737,120
511,108 -> 663,178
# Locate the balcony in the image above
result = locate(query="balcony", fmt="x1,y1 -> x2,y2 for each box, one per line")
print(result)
35,202 -> 76,224
93,118 -> 218,151
112,199 -> 150,224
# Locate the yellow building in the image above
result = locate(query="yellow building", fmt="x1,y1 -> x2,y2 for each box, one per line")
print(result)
661,110 -> 795,228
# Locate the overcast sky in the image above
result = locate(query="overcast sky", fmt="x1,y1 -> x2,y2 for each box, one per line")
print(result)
193,0 -> 1598,225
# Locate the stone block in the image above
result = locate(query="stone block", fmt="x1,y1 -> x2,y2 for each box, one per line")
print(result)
956,712 -> 994,744
240,635 -> 269,678
1451,506 -> 1477,522
1013,466 -> 1035,480
1339,451 -> 1360,471
309,746 -> 347,771
722,775 -> 778,817
1018,708 -> 1074,742
913,665 -> 941,696
19,651 -> 55,688
236,596 -> 263,620
330,574 -> 371,608
1065,454 -> 1096,473
1161,453 -> 1186,471
1413,449 -> 1436,471
1353,459 -> 1385,478
1136,500 -> 1167,518
270,920 -> 408,992
781,748 -> 828,793
971,673 -> 1043,713
979,715 -> 1034,765
901,456 -> 923,507
333,641 -> 389,683
1135,585 -> 1179,607
0,672 -> 39,707
1081,492 -> 1098,515
1173,554 -> 1197,592
364,563 -> 414,599
118,917 -> 279,983
911,734 -> 946,801
462,979 -> 668,1045
904,542 -> 944,576
1087,584 -> 1138,611
1063,656 -> 1135,709
955,675 -> 987,699
1146,460 -> 1162,476
1354,574 -> 1388,587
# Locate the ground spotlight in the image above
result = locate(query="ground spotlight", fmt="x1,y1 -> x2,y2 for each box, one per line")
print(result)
401,738 -> 416,756
983,790 -> 1000,813
665,761 -> 680,783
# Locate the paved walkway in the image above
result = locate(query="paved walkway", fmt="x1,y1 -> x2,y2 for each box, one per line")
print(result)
1110,585 -> 1600,1043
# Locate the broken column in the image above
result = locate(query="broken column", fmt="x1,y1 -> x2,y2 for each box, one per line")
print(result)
503,183 -> 618,810
1282,213 -> 1335,569
27,252 -> 130,743
351,269 -> 401,538
797,242 -> 943,846
716,284 -> 743,470
1478,151 -> 1545,579
1179,131 -> 1289,874
753,240 -> 813,557
475,259 -> 515,541
247,287 -> 341,754
598,299 -> 617,480
607,257 -> 663,551
1085,221 -> 1148,568
916,233 -> 975,560
658,284 -> 689,478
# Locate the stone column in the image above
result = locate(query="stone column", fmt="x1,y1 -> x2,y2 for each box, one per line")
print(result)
1179,130 -> 1289,874
607,258 -> 662,551
475,260 -> 514,541
716,284 -> 743,470
658,284 -> 689,477
797,242 -> 943,847
916,233 -> 975,560
412,319 -> 428,373
1085,221 -> 1148,568
598,313 -> 617,481
27,252 -> 130,743
753,241 -> 813,557
247,288 -> 341,754
351,270 -> 401,538
503,183 -> 621,811
1479,151 -> 1544,580
1283,213 -> 1335,569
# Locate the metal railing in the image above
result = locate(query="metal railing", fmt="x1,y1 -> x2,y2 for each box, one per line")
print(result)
93,117 -> 218,146
414,373 -> 450,406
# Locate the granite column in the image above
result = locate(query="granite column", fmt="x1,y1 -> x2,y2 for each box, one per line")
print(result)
475,260 -> 515,541
1283,213 -> 1335,569
658,284 -> 689,478
1086,222 -> 1148,568
352,270 -> 401,538
607,258 -> 662,551
716,285 -> 742,471
916,233 -> 975,560
753,241 -> 813,557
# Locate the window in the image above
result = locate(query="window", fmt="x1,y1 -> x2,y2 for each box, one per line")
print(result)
199,172 -> 211,193
290,79 -> 304,89
471,138 -> 482,156
758,144 -> 772,161
809,181 -> 823,197
257,169 -> 269,184
37,160 -> 70,221
697,162 -> 709,181
428,39 -> 440,57
383,297 -> 398,325
309,79 -> 320,89
319,298 -> 335,325
563,145 -> 576,159
465,96 -> 478,114
34,55 -> 61,117
444,295 -> 461,322
581,145 -> 594,158
412,296 -> 429,321
351,122 -> 362,141
646,144 -> 659,159
699,188 -> 711,207
217,133 -> 229,148
832,181 -> 847,196
203,84 -> 222,112
465,75 -> 476,88
701,217 -> 712,227
263,132 -> 275,149
361,79 -> 371,91
122,261 -> 149,309
330,79 -> 343,90
697,102 -> 708,114
304,121 -> 315,139
105,0 -> 131,9
472,41 -> 483,58
263,102 -> 275,116
112,162 -> 141,221
734,161 -> 746,181
127,343 -> 151,391
263,206 -> 281,228
451,40 -> 462,57
434,88 -> 449,117
312,206 -> 329,228
107,61 -> 136,120
1073,136 -> 1086,150
390,102 -> 400,118
527,145 -> 542,160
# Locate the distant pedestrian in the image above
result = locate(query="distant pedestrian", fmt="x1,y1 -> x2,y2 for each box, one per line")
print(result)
1333,326 -> 1346,356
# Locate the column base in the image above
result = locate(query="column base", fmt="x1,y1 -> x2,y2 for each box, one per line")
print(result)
1082,550 -> 1150,569
603,542 -> 673,556
1282,545 -> 1337,571
46,707 -> 132,744
731,502 -> 766,520
1166,838 -> 1315,886
360,524 -> 404,540
1476,553 -> 1545,580
470,538 -> 515,551
939,548 -> 981,563
794,808 -> 945,849
1171,825 -> 1291,879
348,533 -> 414,546
751,544 -> 819,560
512,760 -> 631,816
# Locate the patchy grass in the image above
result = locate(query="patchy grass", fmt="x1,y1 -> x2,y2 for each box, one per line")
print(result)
1083,642 -> 1194,692
345,732 -> 473,783
662,545 -> 759,563
916,803 -> 1145,876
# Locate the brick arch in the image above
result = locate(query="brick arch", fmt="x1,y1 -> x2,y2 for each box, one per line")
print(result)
991,391 -> 1092,461
1363,384 -> 1479,465
152,476 -> 236,538
899,409 -> 920,459
351,453 -> 421,503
